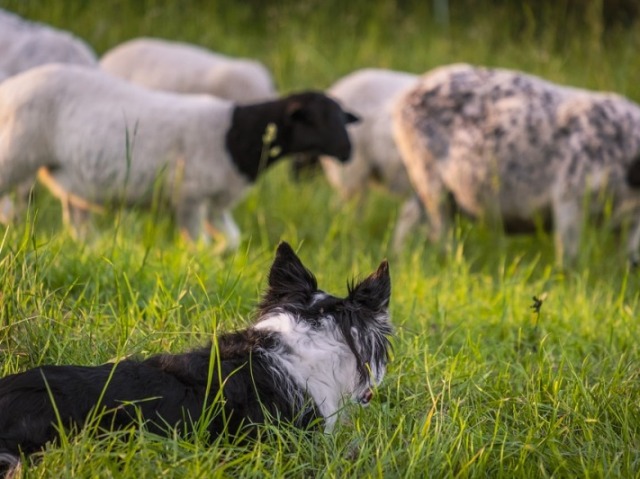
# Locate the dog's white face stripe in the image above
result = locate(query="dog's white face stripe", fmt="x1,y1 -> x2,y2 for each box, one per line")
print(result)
254,312 -> 297,334
255,311 -> 364,432
310,291 -> 329,306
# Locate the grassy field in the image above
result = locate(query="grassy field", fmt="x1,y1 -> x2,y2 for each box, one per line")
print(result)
1,0 -> 640,477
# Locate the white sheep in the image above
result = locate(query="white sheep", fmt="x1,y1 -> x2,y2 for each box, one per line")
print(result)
0,9 -> 98,221
100,37 -> 276,104
393,63 -> 640,265
0,64 -> 358,250
320,69 -> 418,200
301,68 -> 422,250
0,8 -> 97,77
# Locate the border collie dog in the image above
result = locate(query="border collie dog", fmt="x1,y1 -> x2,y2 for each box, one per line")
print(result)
0,242 -> 392,472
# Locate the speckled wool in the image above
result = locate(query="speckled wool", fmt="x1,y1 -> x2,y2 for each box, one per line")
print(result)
393,63 -> 640,264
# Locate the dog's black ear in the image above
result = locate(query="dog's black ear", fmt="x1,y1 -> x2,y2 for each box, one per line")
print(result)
263,242 -> 318,304
348,260 -> 391,312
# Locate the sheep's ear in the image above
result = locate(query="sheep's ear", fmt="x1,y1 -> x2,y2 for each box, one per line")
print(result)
264,242 -> 318,302
348,260 -> 391,312
345,111 -> 360,124
286,101 -> 310,124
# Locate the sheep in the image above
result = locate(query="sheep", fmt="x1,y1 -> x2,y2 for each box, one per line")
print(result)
319,69 -> 418,198
0,8 -> 97,77
321,69 -> 424,251
293,68 -> 423,250
0,9 -> 98,220
393,63 -> 640,265
0,64 -> 359,250
100,37 -> 276,104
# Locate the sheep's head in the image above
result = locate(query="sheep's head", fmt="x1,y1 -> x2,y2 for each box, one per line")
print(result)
226,92 -> 359,183
284,91 -> 359,162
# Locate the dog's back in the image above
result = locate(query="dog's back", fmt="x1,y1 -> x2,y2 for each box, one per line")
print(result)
0,334 -> 316,462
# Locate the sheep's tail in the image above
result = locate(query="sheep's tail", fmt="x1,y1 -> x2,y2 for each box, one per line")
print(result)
628,155 -> 640,188
37,167 -> 105,214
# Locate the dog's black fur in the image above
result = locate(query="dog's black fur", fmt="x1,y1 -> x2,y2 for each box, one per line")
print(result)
0,242 -> 391,472
0,331 -> 313,459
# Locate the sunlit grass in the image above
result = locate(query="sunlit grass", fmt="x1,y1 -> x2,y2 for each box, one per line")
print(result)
0,1 -> 639,477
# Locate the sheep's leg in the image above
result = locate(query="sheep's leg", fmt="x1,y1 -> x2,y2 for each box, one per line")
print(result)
0,131 -> 40,223
176,198 -> 207,243
411,164 -> 448,243
61,199 -> 92,239
393,118 -> 449,243
392,195 -> 425,253
0,195 -> 16,225
552,190 -> 582,267
321,152 -> 370,215
0,179 -> 37,224
36,168 -> 102,238
205,208 -> 241,254
14,178 -> 36,209
351,189 -> 369,219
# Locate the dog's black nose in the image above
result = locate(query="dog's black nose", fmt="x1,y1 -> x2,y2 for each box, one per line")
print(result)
359,388 -> 374,405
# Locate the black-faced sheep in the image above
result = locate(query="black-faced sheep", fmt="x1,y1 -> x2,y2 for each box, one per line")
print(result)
0,64 -> 358,249
393,63 -> 640,265
100,37 -> 276,104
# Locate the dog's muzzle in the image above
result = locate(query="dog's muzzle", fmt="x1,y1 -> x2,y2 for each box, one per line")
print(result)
357,388 -> 374,406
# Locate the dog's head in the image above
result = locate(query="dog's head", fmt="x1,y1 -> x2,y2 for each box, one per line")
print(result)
258,242 -> 392,409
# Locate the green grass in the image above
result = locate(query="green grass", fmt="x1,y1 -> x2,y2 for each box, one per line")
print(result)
1,1 -> 640,477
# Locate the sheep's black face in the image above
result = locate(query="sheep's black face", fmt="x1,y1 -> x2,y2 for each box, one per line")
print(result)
226,92 -> 360,183
285,91 -> 359,162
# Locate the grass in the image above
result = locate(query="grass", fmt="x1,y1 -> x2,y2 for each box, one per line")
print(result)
1,0 -> 640,477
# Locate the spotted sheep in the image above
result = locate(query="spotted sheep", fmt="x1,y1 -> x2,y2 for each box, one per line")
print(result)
393,63 -> 640,265
0,64 -> 358,250
100,37 -> 276,104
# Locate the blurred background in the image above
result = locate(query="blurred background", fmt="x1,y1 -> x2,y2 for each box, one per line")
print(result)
1,0 -> 639,261
3,0 -> 639,97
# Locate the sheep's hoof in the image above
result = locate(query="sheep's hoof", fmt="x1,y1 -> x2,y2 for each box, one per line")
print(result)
0,196 -> 16,225
212,240 -> 229,256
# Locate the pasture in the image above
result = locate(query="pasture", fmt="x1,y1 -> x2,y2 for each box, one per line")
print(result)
0,1 -> 639,477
